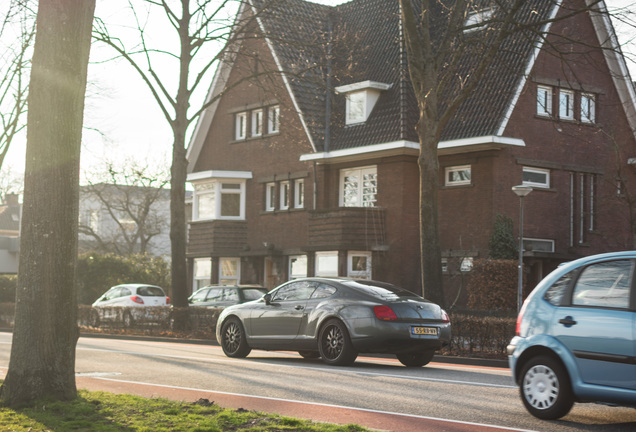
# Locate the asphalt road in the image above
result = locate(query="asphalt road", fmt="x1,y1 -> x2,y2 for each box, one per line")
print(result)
0,333 -> 635,431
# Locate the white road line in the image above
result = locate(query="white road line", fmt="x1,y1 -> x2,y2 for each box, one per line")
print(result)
89,376 -> 539,432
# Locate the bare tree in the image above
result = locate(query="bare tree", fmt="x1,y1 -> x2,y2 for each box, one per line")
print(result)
0,164 -> 23,199
0,0 -> 96,406
92,0 -> 289,327
0,0 -> 35,171
398,0 -> 631,306
79,161 -> 170,255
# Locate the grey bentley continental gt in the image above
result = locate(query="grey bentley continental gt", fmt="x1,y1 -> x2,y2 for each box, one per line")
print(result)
216,278 -> 451,366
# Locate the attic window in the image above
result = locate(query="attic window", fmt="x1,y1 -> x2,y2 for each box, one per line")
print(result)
335,81 -> 392,125
464,8 -> 493,33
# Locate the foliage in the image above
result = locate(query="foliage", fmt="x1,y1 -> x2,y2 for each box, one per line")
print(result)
488,214 -> 517,260
442,312 -> 515,359
0,275 -> 16,303
0,388 -> 369,431
467,259 -> 522,311
76,253 -> 171,305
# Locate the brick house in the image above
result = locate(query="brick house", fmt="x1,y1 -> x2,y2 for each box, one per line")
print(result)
0,194 -> 20,274
185,0 -> 636,302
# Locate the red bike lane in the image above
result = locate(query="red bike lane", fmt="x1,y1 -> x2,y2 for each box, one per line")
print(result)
75,370 -> 532,432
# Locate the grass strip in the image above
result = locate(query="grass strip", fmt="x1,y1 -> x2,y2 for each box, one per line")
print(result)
0,389 -> 369,431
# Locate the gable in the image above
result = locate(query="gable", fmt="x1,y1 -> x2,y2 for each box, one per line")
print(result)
188,0 -> 636,170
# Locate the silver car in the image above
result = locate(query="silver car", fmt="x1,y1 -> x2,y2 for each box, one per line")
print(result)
189,285 -> 268,308
216,278 -> 451,366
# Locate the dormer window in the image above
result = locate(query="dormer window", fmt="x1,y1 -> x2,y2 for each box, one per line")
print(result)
335,81 -> 392,125
464,8 -> 493,33
348,92 -> 366,124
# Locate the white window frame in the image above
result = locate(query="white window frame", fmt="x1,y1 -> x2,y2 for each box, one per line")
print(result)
347,251 -> 372,279
118,218 -> 137,233
289,255 -> 307,279
235,112 -> 247,140
445,165 -> 471,186
219,257 -> 240,285
315,251 -> 339,277
265,182 -> 275,211
559,89 -> 574,120
280,181 -> 290,210
346,91 -> 366,124
460,257 -> 473,272
522,238 -> 555,253
581,93 -> 596,123
441,258 -> 448,273
537,85 -> 552,116
193,181 -> 216,220
193,179 -> 247,221
193,257 -> 211,291
268,105 -> 280,134
219,182 -> 244,218
340,165 -> 377,207
251,109 -> 263,137
294,179 -> 304,209
522,167 -> 550,188
86,210 -> 99,232
464,8 -> 493,33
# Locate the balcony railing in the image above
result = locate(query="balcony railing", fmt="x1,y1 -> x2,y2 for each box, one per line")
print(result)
308,207 -> 386,251
187,219 -> 247,256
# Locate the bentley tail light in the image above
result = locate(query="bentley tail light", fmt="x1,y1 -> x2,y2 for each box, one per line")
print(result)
441,309 -> 450,323
374,305 -> 398,321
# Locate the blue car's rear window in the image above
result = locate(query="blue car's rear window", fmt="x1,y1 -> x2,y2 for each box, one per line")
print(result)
343,280 -> 423,300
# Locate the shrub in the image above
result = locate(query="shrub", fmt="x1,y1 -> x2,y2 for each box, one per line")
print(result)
467,259 -> 521,310
77,253 -> 171,305
488,214 -> 517,260
0,274 -> 17,302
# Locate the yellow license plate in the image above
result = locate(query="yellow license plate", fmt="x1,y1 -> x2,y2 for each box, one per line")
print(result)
411,326 -> 438,336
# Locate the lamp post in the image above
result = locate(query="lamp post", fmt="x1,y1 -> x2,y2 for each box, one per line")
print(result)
512,185 -> 532,313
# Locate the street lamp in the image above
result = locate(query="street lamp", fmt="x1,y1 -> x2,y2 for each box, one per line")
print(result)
512,185 -> 532,313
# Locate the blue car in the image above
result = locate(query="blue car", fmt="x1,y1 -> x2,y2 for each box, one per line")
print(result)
508,251 -> 636,419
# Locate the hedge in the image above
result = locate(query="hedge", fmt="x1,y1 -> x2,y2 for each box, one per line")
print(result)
467,259 -> 525,311
441,312 -> 515,359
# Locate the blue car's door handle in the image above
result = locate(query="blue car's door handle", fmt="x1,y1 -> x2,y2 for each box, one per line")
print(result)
559,316 -> 577,327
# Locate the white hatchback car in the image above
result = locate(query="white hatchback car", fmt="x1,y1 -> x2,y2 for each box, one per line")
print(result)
90,284 -> 170,327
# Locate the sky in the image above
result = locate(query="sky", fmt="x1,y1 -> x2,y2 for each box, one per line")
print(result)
1,0 -> 635,185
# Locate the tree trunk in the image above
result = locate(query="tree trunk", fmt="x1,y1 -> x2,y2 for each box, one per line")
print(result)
0,0 -> 95,406
170,131 -> 188,310
418,121 -> 445,307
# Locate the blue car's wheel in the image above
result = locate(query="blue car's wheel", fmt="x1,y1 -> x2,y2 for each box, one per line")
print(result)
318,319 -> 357,366
520,356 -> 574,420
